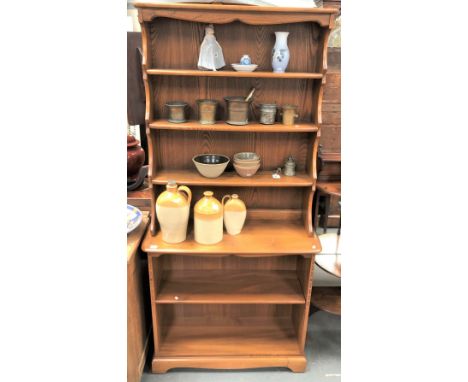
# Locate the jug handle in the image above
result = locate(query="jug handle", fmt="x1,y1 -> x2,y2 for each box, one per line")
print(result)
178,185 -> 192,204
222,195 -> 231,207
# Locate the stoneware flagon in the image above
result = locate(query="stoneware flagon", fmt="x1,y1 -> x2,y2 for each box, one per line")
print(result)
194,191 -> 223,245
155,181 -> 192,244
222,194 -> 247,235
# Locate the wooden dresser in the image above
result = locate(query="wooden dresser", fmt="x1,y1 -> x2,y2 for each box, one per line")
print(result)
136,2 -> 337,373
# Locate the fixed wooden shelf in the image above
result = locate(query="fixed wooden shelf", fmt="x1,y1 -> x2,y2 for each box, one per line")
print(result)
142,219 -> 321,255
155,270 -> 305,304
146,68 -> 323,79
158,316 -> 301,357
152,169 -> 313,187
149,120 -> 319,133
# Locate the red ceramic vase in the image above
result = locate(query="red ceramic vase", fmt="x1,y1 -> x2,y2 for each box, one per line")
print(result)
127,135 -> 145,181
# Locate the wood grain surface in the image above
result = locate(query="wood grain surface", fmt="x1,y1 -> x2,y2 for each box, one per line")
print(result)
152,169 -> 313,187
127,214 -> 151,382
156,314 -> 301,356
311,286 -> 341,315
155,269 -> 305,304
147,69 -> 323,79
136,2 -> 337,373
149,119 -> 318,133
152,130 -> 313,173
142,219 -> 321,255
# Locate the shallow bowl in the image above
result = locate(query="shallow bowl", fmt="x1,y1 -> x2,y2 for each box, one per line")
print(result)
193,154 -> 230,178
233,152 -> 260,162
231,64 -> 258,72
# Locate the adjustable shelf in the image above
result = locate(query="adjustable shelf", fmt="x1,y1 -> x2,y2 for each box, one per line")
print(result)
155,269 -> 306,304
146,68 -> 323,79
151,169 -> 313,187
149,120 -> 319,133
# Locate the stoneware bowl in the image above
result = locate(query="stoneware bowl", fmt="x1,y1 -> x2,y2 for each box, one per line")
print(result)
234,162 -> 261,177
233,152 -> 260,162
193,154 -> 230,178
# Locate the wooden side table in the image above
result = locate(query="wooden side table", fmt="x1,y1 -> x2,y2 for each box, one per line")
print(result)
313,181 -> 341,233
128,213 -> 151,382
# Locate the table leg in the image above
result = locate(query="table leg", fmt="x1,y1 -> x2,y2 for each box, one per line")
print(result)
323,194 -> 331,234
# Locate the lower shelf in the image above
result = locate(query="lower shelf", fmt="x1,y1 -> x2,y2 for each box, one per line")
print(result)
158,316 -> 302,357
155,269 -> 306,304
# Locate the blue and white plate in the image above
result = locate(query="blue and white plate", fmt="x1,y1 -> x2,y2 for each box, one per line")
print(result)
127,204 -> 143,234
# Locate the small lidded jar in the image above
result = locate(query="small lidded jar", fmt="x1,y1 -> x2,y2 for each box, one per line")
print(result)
283,156 -> 296,176
259,103 -> 277,125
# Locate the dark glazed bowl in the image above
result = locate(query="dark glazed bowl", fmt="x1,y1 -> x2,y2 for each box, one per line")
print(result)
192,154 -> 230,178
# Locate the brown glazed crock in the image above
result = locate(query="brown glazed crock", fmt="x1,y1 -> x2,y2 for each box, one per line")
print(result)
127,135 -> 145,181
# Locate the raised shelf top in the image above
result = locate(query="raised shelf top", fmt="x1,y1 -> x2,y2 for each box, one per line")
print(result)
152,169 -> 314,187
146,69 -> 323,79
149,120 -> 318,133
137,2 -> 337,28
156,269 -> 305,304
135,2 -> 339,15
142,219 -> 321,255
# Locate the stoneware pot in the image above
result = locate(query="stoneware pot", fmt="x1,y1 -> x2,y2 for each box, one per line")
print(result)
166,101 -> 188,123
272,31 -> 290,73
222,194 -> 247,235
127,135 -> 145,181
155,181 -> 192,244
194,191 -> 223,245
281,104 -> 299,125
259,103 -> 277,125
196,99 -> 217,125
224,96 -> 251,125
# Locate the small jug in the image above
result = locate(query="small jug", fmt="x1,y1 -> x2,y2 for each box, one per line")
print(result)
222,194 -> 247,235
155,181 -> 192,243
281,104 -> 299,126
194,191 -> 223,245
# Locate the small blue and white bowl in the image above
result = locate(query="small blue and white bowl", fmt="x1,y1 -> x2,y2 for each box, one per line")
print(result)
240,54 -> 252,65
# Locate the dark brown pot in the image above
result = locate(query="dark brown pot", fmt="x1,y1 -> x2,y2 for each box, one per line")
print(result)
127,135 -> 145,181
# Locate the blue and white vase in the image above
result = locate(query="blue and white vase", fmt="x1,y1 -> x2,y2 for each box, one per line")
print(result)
272,31 -> 290,73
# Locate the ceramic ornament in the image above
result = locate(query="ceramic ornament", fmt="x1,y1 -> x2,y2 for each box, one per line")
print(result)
198,24 -> 225,71
272,31 -> 290,73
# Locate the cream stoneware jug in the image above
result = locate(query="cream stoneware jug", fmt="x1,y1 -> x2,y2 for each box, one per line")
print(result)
222,194 -> 247,235
155,181 -> 192,244
194,191 -> 223,245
